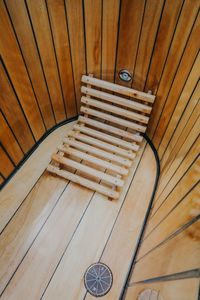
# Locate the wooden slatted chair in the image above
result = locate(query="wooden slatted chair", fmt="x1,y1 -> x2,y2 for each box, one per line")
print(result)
47,74 -> 155,199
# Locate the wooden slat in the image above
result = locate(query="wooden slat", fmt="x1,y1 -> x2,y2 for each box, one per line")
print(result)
67,132 -> 135,160
0,1 -> 45,140
26,0 -> 66,123
51,153 -> 124,187
80,107 -> 147,132
73,124 -> 140,151
81,86 -> 152,114
46,0 -> 77,118
57,145 -> 128,175
6,0 -> 55,130
81,75 -> 155,103
81,96 -> 149,123
47,165 -> 119,199
63,136 -> 133,165
78,116 -> 143,142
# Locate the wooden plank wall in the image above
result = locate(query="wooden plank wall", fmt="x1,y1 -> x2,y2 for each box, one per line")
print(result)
0,0 -> 199,190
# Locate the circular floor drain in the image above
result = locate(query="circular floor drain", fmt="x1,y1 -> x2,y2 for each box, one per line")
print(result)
84,263 -> 113,297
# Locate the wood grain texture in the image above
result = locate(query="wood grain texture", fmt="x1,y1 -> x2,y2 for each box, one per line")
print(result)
0,146 -> 14,178
153,14 -> 200,148
0,112 -> 23,165
130,219 -> 200,281
26,0 -> 66,123
102,0 -> 120,81
145,0 -> 184,93
0,0 -> 45,140
115,0 -> 145,86
65,0 -> 86,110
132,0 -> 164,90
84,0 -> 101,77
125,279 -> 199,300
5,0 -> 55,130
0,61 -> 35,153
147,0 -> 200,139
46,0 -> 77,118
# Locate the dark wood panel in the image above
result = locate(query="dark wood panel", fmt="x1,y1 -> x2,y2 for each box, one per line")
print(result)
26,0 -> 66,123
5,0 -> 55,130
0,1 -> 45,141
0,112 -> 24,165
115,0 -> 145,86
65,0 -> 86,111
102,0 -> 120,82
0,61 -> 35,153
46,0 -> 77,118
132,0 -> 164,90
84,0 -> 102,78
0,146 -> 15,178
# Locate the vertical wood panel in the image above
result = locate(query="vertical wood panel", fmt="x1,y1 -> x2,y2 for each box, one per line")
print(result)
26,0 -> 66,123
115,0 -> 145,86
161,82 -> 200,171
0,112 -> 23,165
132,0 -> 164,90
102,0 -> 120,82
158,53 -> 200,157
147,0 -> 200,138
0,61 -> 35,153
0,1 -> 45,140
0,146 -> 15,178
46,0 -> 77,118
153,15 -> 200,148
65,0 -> 86,110
145,0 -> 184,93
5,0 -> 55,130
84,0 -> 102,78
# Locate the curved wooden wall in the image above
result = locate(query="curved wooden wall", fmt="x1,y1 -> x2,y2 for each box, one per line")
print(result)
0,0 -> 199,191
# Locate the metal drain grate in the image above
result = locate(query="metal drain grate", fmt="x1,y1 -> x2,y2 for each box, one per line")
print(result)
84,263 -> 113,297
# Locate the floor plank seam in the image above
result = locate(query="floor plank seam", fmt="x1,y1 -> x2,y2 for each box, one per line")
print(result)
0,179 -> 71,297
82,144 -> 147,299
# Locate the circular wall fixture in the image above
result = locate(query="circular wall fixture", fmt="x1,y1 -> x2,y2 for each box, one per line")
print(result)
138,289 -> 164,300
118,69 -> 132,82
84,263 -> 113,297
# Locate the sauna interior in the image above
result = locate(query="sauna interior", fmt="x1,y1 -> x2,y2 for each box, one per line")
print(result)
0,0 -> 199,299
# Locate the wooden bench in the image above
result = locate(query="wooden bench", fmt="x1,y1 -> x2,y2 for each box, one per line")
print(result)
47,74 -> 155,199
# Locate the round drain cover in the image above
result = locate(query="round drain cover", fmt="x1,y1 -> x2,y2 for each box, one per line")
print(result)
84,263 -> 113,297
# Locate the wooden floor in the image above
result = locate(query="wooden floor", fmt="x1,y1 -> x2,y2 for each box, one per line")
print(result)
0,122 -> 157,300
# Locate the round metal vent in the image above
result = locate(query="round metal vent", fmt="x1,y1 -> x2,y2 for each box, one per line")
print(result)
118,69 -> 132,82
84,263 -> 113,297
